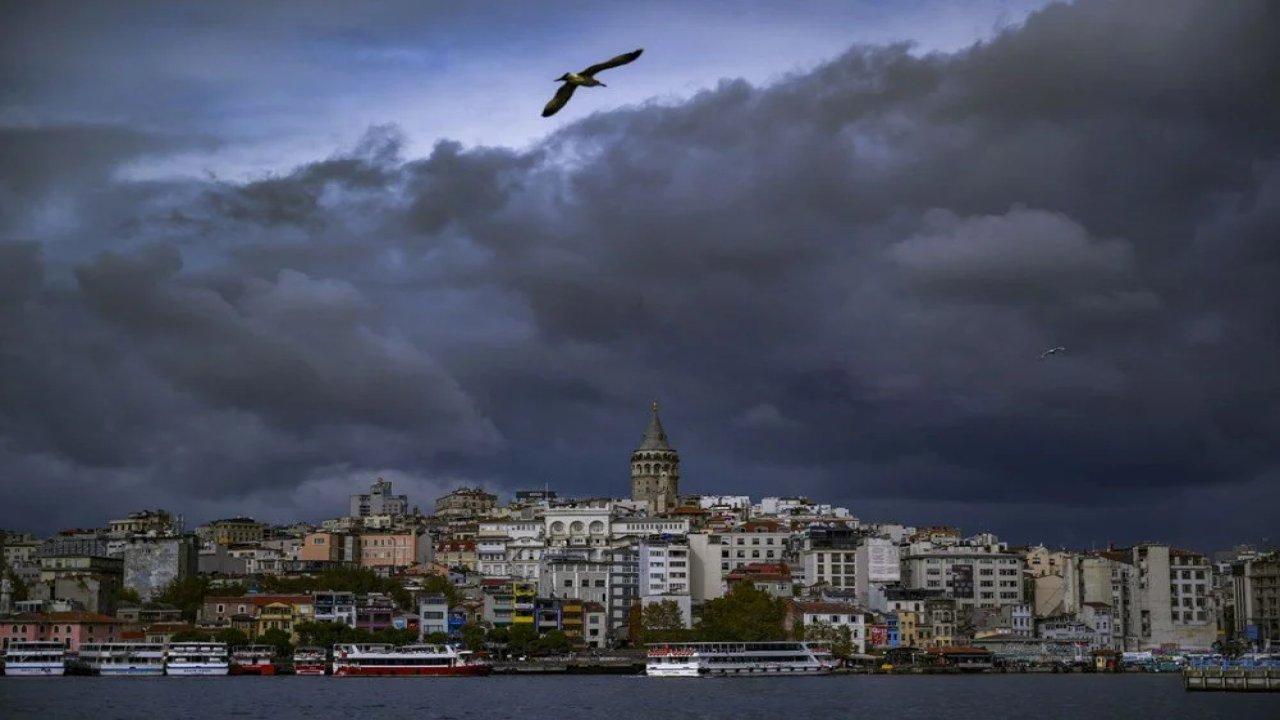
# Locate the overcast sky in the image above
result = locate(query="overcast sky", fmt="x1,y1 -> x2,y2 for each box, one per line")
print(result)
2,0 -> 1277,551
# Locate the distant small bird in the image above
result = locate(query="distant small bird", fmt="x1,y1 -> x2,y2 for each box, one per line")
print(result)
542,48 -> 644,117
1039,346 -> 1066,360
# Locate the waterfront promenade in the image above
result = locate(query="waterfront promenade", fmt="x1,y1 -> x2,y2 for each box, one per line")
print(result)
3,675 -> 1278,720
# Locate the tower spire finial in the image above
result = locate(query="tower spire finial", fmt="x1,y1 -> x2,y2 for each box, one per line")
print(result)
651,399 -> 659,414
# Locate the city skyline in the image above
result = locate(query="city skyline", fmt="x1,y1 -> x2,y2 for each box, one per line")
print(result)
3,0 -> 1279,551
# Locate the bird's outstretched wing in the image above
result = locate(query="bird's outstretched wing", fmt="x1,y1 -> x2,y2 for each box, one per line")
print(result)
542,83 -> 578,117
583,48 -> 643,77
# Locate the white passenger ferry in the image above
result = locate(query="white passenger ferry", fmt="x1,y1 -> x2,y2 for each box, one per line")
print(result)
2,641 -> 68,676
332,643 -> 491,677
230,645 -> 279,675
292,646 -> 328,676
165,642 -> 230,676
647,642 -> 835,677
77,643 -> 166,676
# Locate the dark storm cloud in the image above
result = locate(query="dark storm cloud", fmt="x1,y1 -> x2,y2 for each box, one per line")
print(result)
1,0 -> 1278,549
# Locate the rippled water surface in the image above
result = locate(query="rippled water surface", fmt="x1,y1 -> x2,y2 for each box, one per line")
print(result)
2,674 -> 1277,719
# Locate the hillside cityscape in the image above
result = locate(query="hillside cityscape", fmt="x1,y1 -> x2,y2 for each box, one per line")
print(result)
2,403 -> 1276,669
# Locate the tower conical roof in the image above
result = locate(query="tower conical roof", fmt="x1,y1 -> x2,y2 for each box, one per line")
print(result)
637,400 -> 673,451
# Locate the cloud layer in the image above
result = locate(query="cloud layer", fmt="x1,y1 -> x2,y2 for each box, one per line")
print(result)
1,0 -> 1278,549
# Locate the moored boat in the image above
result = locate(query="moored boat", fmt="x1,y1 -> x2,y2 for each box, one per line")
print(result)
230,645 -> 278,675
646,641 -> 835,677
2,641 -> 67,676
331,643 -> 491,677
292,646 -> 327,676
77,643 -> 165,676
165,642 -> 229,676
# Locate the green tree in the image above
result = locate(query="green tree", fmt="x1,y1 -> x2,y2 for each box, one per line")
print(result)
534,630 -> 571,656
371,627 -> 419,646
801,620 -> 854,659
506,624 -> 538,657
642,600 -> 684,631
118,587 -> 142,606
418,575 -> 461,608
459,623 -> 487,651
214,627 -> 250,647
295,621 -> 357,649
4,566 -> 30,603
695,583 -> 786,641
258,628 -> 294,657
169,629 -> 213,642
487,626 -> 510,653
157,576 -> 211,622
259,568 -> 430,612
640,599 -> 697,643
424,631 -> 450,644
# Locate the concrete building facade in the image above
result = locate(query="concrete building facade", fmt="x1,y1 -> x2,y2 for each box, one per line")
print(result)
350,478 -> 409,519
1126,544 -> 1217,651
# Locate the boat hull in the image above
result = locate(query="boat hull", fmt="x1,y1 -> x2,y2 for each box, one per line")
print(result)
3,664 -> 66,676
701,665 -> 832,677
293,664 -> 327,676
333,664 -> 492,677
230,664 -> 278,676
166,665 -> 230,676
98,666 -> 166,677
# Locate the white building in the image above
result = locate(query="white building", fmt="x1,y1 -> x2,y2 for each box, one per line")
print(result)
641,540 -> 690,596
755,497 -> 852,519
721,521 -> 792,575
1124,544 -> 1217,651
545,507 -> 612,558
788,601 -> 868,654
611,517 -> 690,540
418,596 -> 449,639
854,537 -> 901,611
349,478 -> 409,518
639,539 -> 692,628
539,552 -> 611,606
475,519 -> 546,580
697,495 -> 751,509
686,532 -> 726,602
900,541 -> 1024,610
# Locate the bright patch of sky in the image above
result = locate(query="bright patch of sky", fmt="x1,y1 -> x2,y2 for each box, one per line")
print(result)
72,0 -> 1054,181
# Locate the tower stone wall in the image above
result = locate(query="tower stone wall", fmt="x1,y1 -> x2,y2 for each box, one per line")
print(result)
630,401 -> 679,515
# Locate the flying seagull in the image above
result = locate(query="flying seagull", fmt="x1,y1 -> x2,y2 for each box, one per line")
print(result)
1039,346 -> 1066,360
542,48 -> 643,117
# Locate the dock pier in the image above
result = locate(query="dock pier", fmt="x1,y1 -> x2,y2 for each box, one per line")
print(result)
1183,667 -> 1280,692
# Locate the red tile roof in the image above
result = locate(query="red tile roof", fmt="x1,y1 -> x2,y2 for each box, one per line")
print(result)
791,601 -> 863,615
203,594 -> 311,606
13,611 -> 124,624
727,562 -> 792,582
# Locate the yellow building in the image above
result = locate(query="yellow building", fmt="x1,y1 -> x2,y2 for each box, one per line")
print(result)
560,598 -> 585,645
207,518 -> 265,545
898,611 -> 920,647
512,581 -> 536,627
252,600 -> 314,642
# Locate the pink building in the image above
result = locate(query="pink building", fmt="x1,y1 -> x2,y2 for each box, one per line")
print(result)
1,612 -> 130,652
301,531 -> 359,564
359,532 -> 424,570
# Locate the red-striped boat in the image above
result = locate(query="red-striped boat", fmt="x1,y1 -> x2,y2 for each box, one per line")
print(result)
229,645 -> 278,675
332,643 -> 491,677
292,647 -> 327,676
